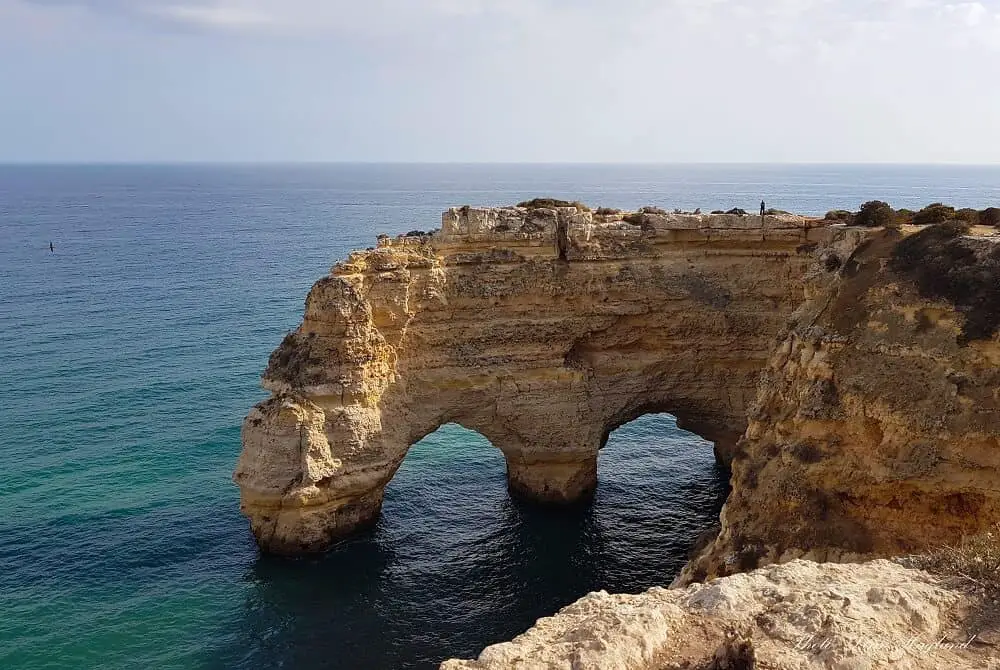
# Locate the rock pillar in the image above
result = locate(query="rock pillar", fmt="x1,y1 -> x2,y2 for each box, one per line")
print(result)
505,453 -> 598,505
241,487 -> 385,556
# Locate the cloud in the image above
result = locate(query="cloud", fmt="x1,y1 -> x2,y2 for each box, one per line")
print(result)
146,4 -> 273,28
2,0 -> 997,42
4,0 -> 545,35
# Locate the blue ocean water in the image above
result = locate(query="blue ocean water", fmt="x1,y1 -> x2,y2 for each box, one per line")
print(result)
2,164 -> 999,670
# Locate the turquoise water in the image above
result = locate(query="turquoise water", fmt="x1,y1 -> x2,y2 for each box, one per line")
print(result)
2,164 -> 999,669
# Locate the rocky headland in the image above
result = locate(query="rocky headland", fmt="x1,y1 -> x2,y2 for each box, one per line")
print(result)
235,200 -> 1000,668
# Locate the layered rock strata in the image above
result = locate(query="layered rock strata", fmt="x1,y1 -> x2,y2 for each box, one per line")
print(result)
234,206 -> 834,554
441,559 -> 997,670
682,228 -> 1000,583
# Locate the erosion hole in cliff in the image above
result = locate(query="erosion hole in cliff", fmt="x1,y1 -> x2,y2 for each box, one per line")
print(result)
382,423 -> 507,523
597,413 -> 730,571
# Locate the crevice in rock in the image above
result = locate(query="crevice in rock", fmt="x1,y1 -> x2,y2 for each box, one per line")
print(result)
556,216 -> 570,262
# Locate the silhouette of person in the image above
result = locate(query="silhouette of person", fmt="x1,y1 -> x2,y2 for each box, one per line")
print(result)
49,242 -> 54,252
760,200 -> 766,217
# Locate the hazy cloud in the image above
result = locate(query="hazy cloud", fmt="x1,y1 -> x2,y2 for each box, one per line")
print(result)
6,0 -> 1000,42
2,0 -> 1000,161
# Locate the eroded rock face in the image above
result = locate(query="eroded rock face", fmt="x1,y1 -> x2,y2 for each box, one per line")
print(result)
441,559 -> 995,670
683,229 -> 1000,583
234,206 -> 832,554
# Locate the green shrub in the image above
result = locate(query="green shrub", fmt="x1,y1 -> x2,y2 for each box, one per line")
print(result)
595,207 -> 621,216
404,230 -> 428,237
890,222 -> 1000,341
639,206 -> 667,215
912,203 -> 957,226
516,198 -> 591,211
855,201 -> 895,228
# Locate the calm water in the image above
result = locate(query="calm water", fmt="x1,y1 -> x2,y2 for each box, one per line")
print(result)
2,164 -> 999,670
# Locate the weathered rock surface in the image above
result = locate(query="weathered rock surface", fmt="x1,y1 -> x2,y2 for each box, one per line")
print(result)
682,229 -> 1000,583
234,206 -> 835,554
441,559 -> 997,670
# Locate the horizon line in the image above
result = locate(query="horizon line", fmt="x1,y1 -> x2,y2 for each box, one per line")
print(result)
4,160 -> 1000,168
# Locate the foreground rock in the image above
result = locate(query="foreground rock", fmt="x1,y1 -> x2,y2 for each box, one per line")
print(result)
442,559 -> 997,670
235,206 -> 837,554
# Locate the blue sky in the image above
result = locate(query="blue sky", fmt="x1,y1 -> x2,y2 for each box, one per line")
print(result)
1,0 -> 999,162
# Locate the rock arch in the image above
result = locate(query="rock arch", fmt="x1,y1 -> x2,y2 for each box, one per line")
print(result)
235,206 -> 840,555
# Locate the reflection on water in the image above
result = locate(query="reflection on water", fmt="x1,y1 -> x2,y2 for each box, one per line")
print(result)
215,416 -> 729,670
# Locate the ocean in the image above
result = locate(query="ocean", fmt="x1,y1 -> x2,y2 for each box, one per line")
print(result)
2,164 -> 999,669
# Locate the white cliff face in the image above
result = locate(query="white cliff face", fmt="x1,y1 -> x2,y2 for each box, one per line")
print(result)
441,559 -> 995,670
234,206 -> 833,555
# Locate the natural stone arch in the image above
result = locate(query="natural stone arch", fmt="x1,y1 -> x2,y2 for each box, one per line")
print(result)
599,398 -> 736,464
235,205 -> 841,555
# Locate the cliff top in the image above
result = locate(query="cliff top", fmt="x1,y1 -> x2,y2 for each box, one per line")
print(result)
373,204 -> 825,250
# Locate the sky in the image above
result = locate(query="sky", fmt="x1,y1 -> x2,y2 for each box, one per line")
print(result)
1,0 -> 999,163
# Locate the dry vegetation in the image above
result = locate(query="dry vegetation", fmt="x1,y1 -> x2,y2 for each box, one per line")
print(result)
898,524 -> 1000,595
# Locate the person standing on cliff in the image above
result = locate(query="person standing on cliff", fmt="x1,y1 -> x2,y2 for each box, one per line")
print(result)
760,200 -> 766,218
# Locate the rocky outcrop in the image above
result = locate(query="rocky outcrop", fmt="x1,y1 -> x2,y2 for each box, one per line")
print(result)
442,559 -> 996,670
683,228 -> 1000,583
234,206 -> 834,554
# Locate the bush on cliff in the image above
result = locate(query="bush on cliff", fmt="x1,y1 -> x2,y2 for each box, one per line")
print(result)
890,221 -> 1000,341
517,198 -> 591,212
894,209 -> 915,226
639,206 -> 667,215
595,207 -> 621,216
955,208 -> 980,224
854,201 -> 895,228
912,203 -> 956,226
981,207 -> 1000,227
900,524 -> 1000,594
824,210 -> 854,223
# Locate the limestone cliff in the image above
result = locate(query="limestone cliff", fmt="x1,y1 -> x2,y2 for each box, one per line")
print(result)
683,227 -> 1000,582
234,205 -> 832,554
441,559 -> 997,670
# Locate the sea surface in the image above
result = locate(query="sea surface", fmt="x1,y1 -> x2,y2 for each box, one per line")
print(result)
2,164 -> 999,670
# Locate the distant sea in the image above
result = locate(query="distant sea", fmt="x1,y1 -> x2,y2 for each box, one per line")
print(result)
2,164 -> 999,670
